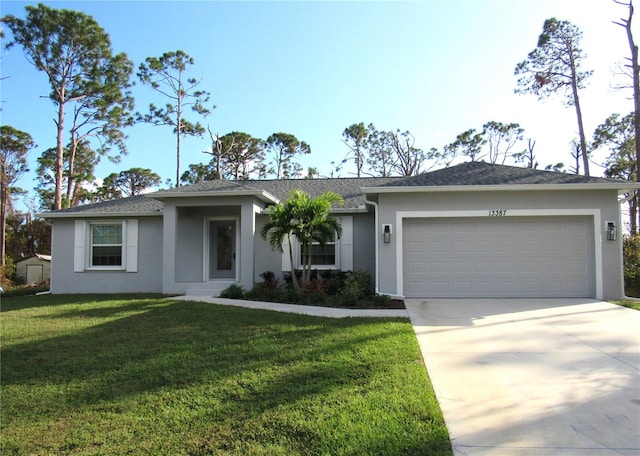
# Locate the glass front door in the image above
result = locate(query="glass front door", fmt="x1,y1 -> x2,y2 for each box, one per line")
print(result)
209,220 -> 236,279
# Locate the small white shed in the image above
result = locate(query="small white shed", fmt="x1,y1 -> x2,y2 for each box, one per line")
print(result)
15,254 -> 52,285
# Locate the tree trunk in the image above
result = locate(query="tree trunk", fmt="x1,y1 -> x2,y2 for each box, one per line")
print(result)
66,140 -> 77,205
287,234 -> 301,293
0,175 -> 6,268
571,74 -> 590,176
628,1 -> 640,234
176,106 -> 182,188
55,102 -> 66,209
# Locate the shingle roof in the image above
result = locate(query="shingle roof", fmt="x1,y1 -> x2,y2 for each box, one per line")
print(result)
152,177 -> 401,209
38,194 -> 164,217
380,161 -> 621,187
40,162 -> 635,217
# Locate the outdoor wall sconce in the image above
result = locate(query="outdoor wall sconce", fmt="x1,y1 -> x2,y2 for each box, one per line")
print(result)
382,224 -> 392,244
606,221 -> 617,241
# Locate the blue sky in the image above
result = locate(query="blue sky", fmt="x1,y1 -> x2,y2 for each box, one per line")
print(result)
1,0 -> 638,208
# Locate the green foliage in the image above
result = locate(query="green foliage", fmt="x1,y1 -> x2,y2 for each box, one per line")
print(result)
265,132 -> 311,179
257,270 -> 280,289
3,3 -> 134,209
260,189 -> 344,292
342,122 -> 369,177
137,50 -> 211,186
36,143 -> 96,209
592,112 -> 638,232
219,283 -> 245,299
514,17 -> 592,175
213,131 -> 266,180
0,126 -> 35,267
445,128 -> 486,162
337,271 -> 372,306
0,256 -> 17,288
482,121 -> 525,164
623,234 -> 640,297
4,213 -> 51,261
95,168 -> 161,200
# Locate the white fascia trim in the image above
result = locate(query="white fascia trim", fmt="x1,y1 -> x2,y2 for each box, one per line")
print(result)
395,209 -> 603,300
363,183 -> 640,194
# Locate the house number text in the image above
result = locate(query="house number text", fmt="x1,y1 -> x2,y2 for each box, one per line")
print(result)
488,210 -> 507,217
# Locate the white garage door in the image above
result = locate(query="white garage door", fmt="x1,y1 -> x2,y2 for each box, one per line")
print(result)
403,216 -> 595,298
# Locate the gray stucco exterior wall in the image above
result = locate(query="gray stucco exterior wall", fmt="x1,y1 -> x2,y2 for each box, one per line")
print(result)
50,217 -> 163,294
352,213 -> 376,279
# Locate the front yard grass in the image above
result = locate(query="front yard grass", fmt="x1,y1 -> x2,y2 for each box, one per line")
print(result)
0,294 -> 451,455
613,298 -> 640,311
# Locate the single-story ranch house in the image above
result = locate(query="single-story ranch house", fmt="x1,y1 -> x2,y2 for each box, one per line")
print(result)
39,162 -> 640,300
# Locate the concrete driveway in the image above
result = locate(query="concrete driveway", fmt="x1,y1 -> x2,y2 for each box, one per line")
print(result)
405,298 -> 640,456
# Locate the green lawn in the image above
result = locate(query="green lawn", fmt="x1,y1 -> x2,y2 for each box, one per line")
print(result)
0,294 -> 451,455
613,298 -> 640,311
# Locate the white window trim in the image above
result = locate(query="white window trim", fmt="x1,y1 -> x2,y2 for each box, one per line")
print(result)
74,219 -> 138,273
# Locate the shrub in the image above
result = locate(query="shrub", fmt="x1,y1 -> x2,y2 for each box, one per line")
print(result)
0,256 -> 16,289
257,271 -> 280,289
623,233 -> 640,297
322,270 -> 348,296
244,286 -> 284,302
219,283 -> 245,299
337,271 -> 372,306
301,290 -> 326,305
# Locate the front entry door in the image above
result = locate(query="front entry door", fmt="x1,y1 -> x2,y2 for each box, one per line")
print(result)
209,219 -> 236,279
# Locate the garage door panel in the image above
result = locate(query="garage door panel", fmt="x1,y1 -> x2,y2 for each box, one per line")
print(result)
403,216 -> 594,298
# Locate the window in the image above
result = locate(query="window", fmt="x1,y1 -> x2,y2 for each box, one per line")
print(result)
281,216 -> 352,273
74,219 -> 138,273
301,238 -> 336,267
91,223 -> 123,267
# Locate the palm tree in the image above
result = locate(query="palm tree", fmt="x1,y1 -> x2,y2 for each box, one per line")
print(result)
260,190 -> 343,293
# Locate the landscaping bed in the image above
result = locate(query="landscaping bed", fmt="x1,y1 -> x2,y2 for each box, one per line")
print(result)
221,270 -> 406,309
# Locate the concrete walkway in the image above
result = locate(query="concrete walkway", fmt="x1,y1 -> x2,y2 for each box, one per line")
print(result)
405,298 -> 640,456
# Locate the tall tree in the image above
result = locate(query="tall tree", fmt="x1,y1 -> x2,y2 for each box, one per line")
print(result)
592,112 -> 638,232
365,124 -> 395,177
3,4 -> 134,209
66,51 -> 134,203
0,126 -> 34,267
614,0 -> 640,222
445,129 -> 486,162
96,168 -> 161,200
515,18 -> 593,175
342,123 -> 369,177
513,138 -> 538,168
265,133 -> 311,179
137,50 -> 211,187
216,132 -> 266,180
482,121 -> 525,164
36,143 -> 96,210
389,130 -> 425,176
180,163 -> 218,185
